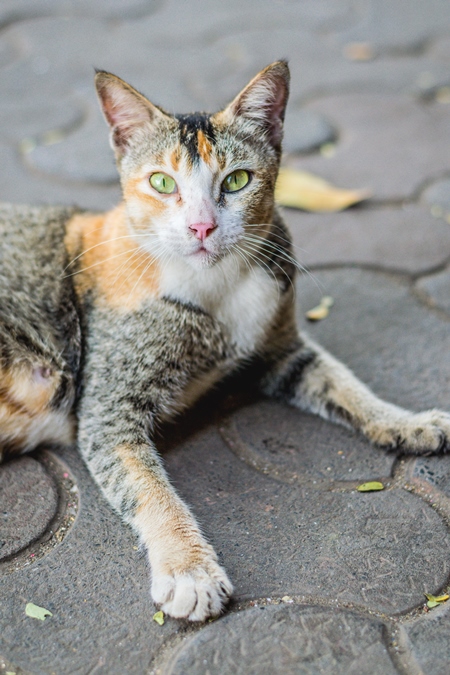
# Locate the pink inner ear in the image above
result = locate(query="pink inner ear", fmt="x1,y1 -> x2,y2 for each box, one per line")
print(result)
231,67 -> 289,148
100,84 -> 151,132
270,78 -> 288,122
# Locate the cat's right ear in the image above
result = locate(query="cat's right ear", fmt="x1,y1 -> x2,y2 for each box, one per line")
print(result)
95,71 -> 166,160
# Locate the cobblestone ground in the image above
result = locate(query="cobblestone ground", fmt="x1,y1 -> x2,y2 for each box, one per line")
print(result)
1,1 -> 450,673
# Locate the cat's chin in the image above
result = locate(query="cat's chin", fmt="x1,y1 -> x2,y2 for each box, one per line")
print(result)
184,248 -> 221,270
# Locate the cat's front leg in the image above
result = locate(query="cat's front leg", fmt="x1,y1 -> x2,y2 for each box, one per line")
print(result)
262,335 -> 450,454
77,303 -> 234,621
78,415 -> 232,621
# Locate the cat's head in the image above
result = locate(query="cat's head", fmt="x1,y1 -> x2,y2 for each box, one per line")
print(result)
95,62 -> 289,269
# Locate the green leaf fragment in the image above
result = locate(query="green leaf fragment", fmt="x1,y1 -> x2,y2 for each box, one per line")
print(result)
425,592 -> 449,608
25,602 -> 53,621
356,481 -> 384,492
153,610 -> 165,626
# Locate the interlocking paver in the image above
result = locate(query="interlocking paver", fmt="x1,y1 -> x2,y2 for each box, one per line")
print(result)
0,140 -> 121,210
403,604 -> 450,675
416,268 -> 450,316
161,605 -> 398,675
1,1 -> 450,673
164,425 -> 450,614
412,456 -> 450,500
295,268 -> 450,411
0,0 -> 160,23
0,457 -> 57,560
329,0 -> 450,53
0,447 -> 178,675
291,93 -> 450,200
285,204 -> 450,274
220,399 -> 396,483
422,178 -> 450,216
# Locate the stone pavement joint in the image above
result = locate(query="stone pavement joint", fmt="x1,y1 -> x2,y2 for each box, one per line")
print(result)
1,1 -> 450,674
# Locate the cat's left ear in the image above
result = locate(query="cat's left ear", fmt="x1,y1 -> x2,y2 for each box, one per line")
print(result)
218,61 -> 290,152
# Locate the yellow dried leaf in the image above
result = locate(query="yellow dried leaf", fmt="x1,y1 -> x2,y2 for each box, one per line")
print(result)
275,168 -> 371,212
356,481 -> 384,492
343,42 -> 375,62
153,610 -> 165,626
25,602 -> 53,621
425,592 -> 449,608
305,296 -> 334,321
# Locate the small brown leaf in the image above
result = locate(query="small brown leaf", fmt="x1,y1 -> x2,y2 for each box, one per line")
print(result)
275,168 -> 371,212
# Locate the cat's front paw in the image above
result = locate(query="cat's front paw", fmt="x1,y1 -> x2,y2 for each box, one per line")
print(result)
368,409 -> 450,454
151,555 -> 233,622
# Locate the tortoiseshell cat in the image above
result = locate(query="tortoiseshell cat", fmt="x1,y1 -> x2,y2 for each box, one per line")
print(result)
1,62 -> 449,621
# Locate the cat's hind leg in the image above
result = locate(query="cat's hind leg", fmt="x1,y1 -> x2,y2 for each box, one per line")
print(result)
0,361 -> 75,460
262,335 -> 450,455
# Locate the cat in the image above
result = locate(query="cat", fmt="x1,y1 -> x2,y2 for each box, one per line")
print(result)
1,61 -> 449,622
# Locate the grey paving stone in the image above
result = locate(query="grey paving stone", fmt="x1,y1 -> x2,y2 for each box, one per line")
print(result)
164,426 -> 450,615
429,34 -> 450,61
403,602 -> 450,675
291,93 -> 450,201
412,456 -> 450,499
163,605 -> 397,675
0,141 -> 121,211
221,399 -> 396,484
0,446 -> 179,675
0,98 -> 83,144
329,0 -> 450,53
283,109 -> 336,155
131,0 -> 357,49
294,269 -> 450,412
0,457 -> 57,560
25,106 -> 118,184
422,178 -> 450,215
283,204 -> 450,274
0,31 -> 21,68
0,0 -> 160,23
192,28 -> 450,109
416,267 -> 450,316
0,17 -> 200,111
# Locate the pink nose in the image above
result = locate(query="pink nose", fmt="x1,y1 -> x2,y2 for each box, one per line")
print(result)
189,222 -> 216,241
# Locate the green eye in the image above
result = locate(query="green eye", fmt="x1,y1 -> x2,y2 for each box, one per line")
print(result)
149,172 -> 177,194
222,170 -> 250,193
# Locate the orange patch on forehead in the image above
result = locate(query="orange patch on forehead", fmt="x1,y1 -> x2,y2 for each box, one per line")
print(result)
197,129 -> 213,165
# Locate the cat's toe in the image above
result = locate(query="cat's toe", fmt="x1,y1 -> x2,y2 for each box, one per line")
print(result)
152,564 -> 233,622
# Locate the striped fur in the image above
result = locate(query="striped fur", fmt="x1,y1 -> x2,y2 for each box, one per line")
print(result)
1,62 -> 450,620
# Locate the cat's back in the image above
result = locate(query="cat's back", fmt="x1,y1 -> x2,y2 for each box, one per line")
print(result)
0,202 -> 82,397
0,201 -> 77,274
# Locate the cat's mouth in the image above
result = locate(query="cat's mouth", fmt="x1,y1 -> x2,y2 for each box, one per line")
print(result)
188,242 -> 220,267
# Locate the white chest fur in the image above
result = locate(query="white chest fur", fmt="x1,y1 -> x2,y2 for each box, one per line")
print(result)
159,256 -> 280,355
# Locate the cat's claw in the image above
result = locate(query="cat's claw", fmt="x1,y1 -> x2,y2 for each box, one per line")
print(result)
151,563 -> 233,622
368,409 -> 450,454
